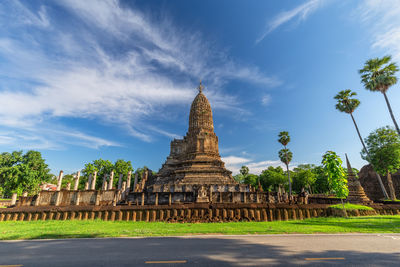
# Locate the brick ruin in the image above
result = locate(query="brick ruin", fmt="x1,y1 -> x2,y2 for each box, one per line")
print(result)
359,164 -> 400,202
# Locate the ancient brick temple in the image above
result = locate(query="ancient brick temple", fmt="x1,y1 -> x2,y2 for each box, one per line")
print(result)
127,83 -> 256,205
151,82 -> 236,187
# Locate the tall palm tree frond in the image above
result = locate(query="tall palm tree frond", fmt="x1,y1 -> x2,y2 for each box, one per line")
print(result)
278,131 -> 290,146
334,89 -> 360,114
359,55 -> 399,93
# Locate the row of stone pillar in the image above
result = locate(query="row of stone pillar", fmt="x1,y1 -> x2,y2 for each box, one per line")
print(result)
54,170 -> 141,192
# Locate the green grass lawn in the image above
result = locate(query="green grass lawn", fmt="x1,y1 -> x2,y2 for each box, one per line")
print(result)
0,216 -> 399,240
329,203 -> 374,210
0,199 -> 10,201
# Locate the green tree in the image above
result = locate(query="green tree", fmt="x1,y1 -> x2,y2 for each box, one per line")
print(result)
243,174 -> 259,188
292,165 -> 317,193
359,55 -> 400,135
311,165 -> 330,194
259,166 -> 286,192
361,126 -> 400,200
334,89 -> 389,199
82,159 -> 113,189
233,174 -> 244,183
0,150 -> 52,196
240,166 -> 249,177
82,159 -> 134,189
113,159 -> 134,188
322,151 -> 349,214
278,131 -> 293,198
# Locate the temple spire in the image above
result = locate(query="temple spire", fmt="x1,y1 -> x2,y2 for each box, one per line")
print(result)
197,80 -> 204,93
345,153 -> 354,177
345,153 -> 372,204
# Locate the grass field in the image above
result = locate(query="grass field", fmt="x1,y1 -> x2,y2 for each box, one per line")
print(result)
0,216 -> 399,240
329,203 -> 374,210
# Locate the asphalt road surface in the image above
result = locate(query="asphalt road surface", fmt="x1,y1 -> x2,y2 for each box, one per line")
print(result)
1,234 -> 400,266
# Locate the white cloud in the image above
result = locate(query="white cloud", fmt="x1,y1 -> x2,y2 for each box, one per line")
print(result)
256,0 -> 322,44
0,1 -> 280,148
261,94 -> 271,106
358,0 -> 400,60
222,155 -> 296,175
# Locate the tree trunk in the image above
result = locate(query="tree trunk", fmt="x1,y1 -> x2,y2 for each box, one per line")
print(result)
286,163 -> 292,200
386,171 -> 397,200
383,91 -> 400,136
350,113 -> 389,199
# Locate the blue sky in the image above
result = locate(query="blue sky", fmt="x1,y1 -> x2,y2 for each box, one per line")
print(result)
0,0 -> 400,175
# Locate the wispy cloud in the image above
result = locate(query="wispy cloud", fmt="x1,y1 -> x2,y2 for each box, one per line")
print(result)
358,0 -> 400,60
0,0 -> 279,149
256,0 -> 322,44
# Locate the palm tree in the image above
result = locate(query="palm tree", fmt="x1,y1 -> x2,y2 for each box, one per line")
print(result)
278,131 -> 292,199
334,89 -> 389,199
359,55 -> 400,135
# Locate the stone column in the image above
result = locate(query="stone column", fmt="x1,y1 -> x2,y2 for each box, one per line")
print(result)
118,174 -> 123,190
75,191 -> 80,206
22,192 -> 28,197
133,172 -> 138,191
56,170 -> 64,191
73,171 -> 80,191
66,182 -> 71,190
11,193 -> 17,206
87,174 -> 92,189
155,193 -> 159,206
104,181 -> 108,191
95,191 -> 100,206
108,171 -> 114,190
121,181 -> 127,200
84,182 -> 89,190
91,171 -> 97,190
126,171 -> 132,193
34,192 -> 41,206
101,175 -> 107,190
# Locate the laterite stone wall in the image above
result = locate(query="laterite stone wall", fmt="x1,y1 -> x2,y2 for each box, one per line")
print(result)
1,203 -> 398,222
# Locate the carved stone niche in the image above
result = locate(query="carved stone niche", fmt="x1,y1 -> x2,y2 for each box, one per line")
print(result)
240,184 -> 249,192
217,185 -> 224,192
185,185 -> 193,192
175,185 -> 182,192
196,185 -> 209,203
228,185 -> 236,192
153,184 -> 162,192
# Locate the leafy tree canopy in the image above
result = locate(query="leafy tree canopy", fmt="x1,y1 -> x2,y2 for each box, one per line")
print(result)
292,167 -> 317,193
361,126 -> 400,176
259,166 -> 286,192
243,174 -> 259,188
322,151 -> 348,199
81,159 -> 133,189
0,150 -> 52,197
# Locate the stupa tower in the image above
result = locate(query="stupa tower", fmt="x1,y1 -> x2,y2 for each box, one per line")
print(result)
154,82 -> 236,186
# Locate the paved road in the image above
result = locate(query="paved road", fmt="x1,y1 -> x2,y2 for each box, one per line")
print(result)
0,234 -> 399,266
